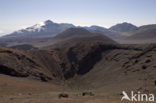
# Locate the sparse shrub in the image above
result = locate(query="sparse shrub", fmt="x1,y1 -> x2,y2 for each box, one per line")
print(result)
58,93 -> 69,98
145,59 -> 151,63
82,92 -> 94,96
142,65 -> 147,70
154,80 -> 156,86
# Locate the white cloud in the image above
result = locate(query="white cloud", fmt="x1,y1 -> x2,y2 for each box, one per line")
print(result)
0,30 -> 3,34
0,30 -> 7,37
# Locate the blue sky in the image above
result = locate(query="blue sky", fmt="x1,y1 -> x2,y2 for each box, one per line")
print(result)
0,0 -> 156,35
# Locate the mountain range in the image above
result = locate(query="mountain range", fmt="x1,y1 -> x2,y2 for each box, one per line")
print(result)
4,20 -> 125,39
0,20 -> 156,48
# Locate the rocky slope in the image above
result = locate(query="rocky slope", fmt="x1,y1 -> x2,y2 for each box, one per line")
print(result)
0,46 -> 63,81
62,43 -> 156,94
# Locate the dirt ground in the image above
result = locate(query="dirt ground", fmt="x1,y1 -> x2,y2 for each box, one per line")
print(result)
0,74 -> 152,103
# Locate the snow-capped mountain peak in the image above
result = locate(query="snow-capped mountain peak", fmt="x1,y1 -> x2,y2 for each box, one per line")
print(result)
26,22 -> 46,32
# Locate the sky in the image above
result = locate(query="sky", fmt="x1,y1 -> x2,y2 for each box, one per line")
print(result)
0,0 -> 156,36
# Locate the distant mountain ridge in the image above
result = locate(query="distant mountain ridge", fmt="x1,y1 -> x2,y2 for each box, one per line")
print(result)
5,20 -> 75,37
48,28 -> 117,48
115,24 -> 156,44
109,22 -> 138,32
84,25 -> 125,39
55,28 -> 92,39
127,24 -> 156,40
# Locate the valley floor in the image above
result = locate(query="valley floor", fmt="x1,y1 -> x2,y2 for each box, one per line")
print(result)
0,74 -> 154,103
